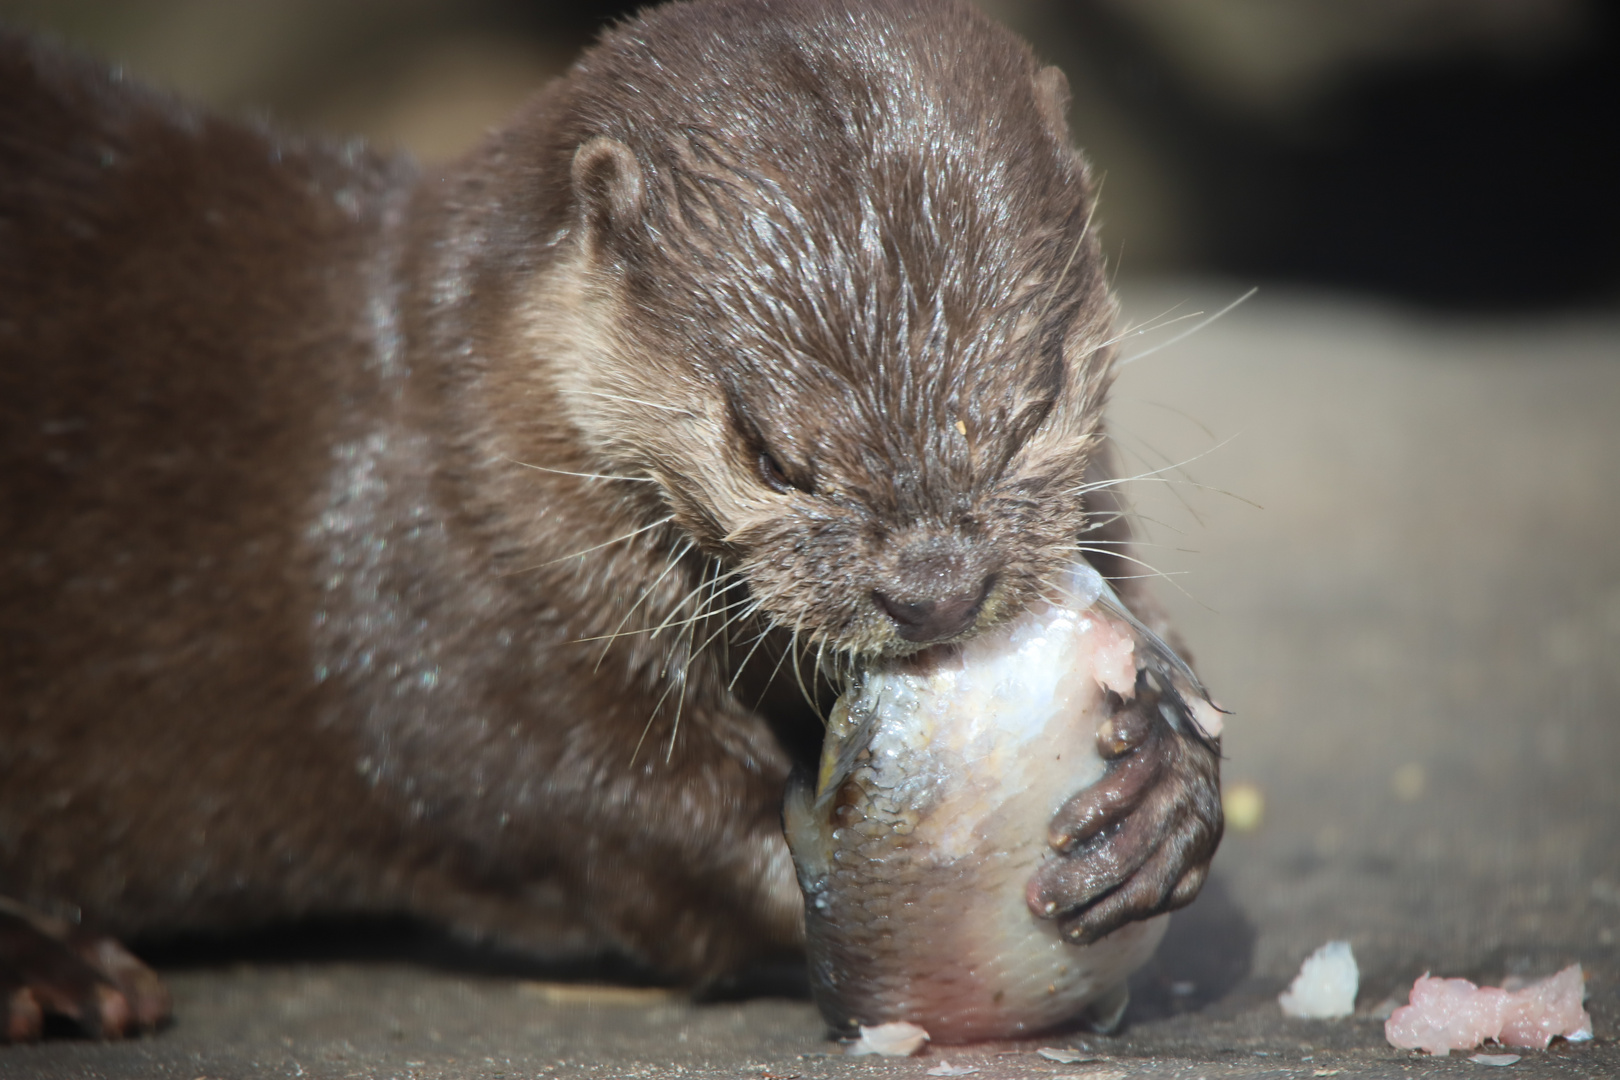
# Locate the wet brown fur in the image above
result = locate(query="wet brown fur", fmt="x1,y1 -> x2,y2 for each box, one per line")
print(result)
0,0 -> 1218,1001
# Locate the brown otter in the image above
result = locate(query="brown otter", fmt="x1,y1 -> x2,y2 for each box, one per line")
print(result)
0,0 -> 1222,1042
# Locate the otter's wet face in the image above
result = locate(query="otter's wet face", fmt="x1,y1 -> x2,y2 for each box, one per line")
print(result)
707,330 -> 1116,658
547,2 -> 1119,657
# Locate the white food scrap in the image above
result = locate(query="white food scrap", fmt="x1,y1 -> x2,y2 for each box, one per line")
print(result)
926,1059 -> 980,1076
1083,615 -> 1137,699
1279,941 -> 1359,1019
845,1020 -> 930,1057
1384,964 -> 1592,1055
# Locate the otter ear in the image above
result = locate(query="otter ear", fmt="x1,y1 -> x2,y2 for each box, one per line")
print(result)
1033,65 -> 1073,143
1034,65 -> 1096,186
571,136 -> 645,253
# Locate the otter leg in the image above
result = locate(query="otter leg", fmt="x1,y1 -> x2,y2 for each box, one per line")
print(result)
0,901 -> 169,1042
1024,683 -> 1223,944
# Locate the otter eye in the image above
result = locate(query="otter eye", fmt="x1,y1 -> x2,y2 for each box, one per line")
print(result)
757,451 -> 793,494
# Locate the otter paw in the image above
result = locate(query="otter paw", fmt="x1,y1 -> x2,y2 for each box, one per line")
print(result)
0,901 -> 169,1042
1024,683 -> 1223,945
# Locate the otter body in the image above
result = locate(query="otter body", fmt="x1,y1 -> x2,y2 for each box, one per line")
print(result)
0,0 -> 1220,1041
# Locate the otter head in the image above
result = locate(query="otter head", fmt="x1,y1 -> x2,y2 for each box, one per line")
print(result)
540,0 -> 1119,661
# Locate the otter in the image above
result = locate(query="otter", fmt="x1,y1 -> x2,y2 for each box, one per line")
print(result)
0,0 -> 1222,1042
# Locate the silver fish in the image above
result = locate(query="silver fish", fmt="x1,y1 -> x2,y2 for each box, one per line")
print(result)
784,562 -> 1220,1042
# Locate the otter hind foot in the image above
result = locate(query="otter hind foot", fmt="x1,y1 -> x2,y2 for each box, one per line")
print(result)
0,901 -> 170,1042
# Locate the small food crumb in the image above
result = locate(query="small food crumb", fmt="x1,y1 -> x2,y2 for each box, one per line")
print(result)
1470,1054 -> 1521,1066
926,1060 -> 980,1076
1279,941 -> 1359,1019
1385,964 -> 1592,1055
1223,782 -> 1264,832
845,1021 -> 929,1057
1085,617 -> 1137,698
518,981 -> 677,1006
1035,1047 -> 1096,1063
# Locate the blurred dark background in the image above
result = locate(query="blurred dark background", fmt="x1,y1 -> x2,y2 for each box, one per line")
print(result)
2,0 -> 1616,310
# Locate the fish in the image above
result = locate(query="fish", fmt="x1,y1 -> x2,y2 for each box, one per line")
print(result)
784,562 -> 1221,1042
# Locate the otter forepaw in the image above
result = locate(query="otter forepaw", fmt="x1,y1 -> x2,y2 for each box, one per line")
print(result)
1025,686 -> 1223,945
0,901 -> 169,1042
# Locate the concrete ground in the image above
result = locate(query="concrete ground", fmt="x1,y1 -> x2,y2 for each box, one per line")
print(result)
6,286 -> 1617,1078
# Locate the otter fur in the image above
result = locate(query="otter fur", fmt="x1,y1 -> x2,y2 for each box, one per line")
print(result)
0,0 -> 1221,1040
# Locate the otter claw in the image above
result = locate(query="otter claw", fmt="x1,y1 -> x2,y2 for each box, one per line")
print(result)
1096,695 -> 1154,760
0,902 -> 170,1042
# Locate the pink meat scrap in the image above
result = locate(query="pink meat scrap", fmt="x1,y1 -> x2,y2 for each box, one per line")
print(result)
1385,964 -> 1593,1055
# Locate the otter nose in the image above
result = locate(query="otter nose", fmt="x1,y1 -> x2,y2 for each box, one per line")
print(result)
873,576 -> 994,643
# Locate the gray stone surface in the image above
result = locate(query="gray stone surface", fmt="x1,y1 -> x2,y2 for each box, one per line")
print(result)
6,286 -> 1617,1078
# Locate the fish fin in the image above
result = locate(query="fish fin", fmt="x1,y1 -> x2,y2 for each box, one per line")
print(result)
1078,983 -> 1131,1034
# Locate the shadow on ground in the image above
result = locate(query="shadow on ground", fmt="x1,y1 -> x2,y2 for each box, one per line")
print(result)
1126,872 -> 1259,1024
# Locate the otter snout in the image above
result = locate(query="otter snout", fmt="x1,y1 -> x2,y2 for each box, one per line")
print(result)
873,574 -> 995,643
869,533 -> 1002,644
